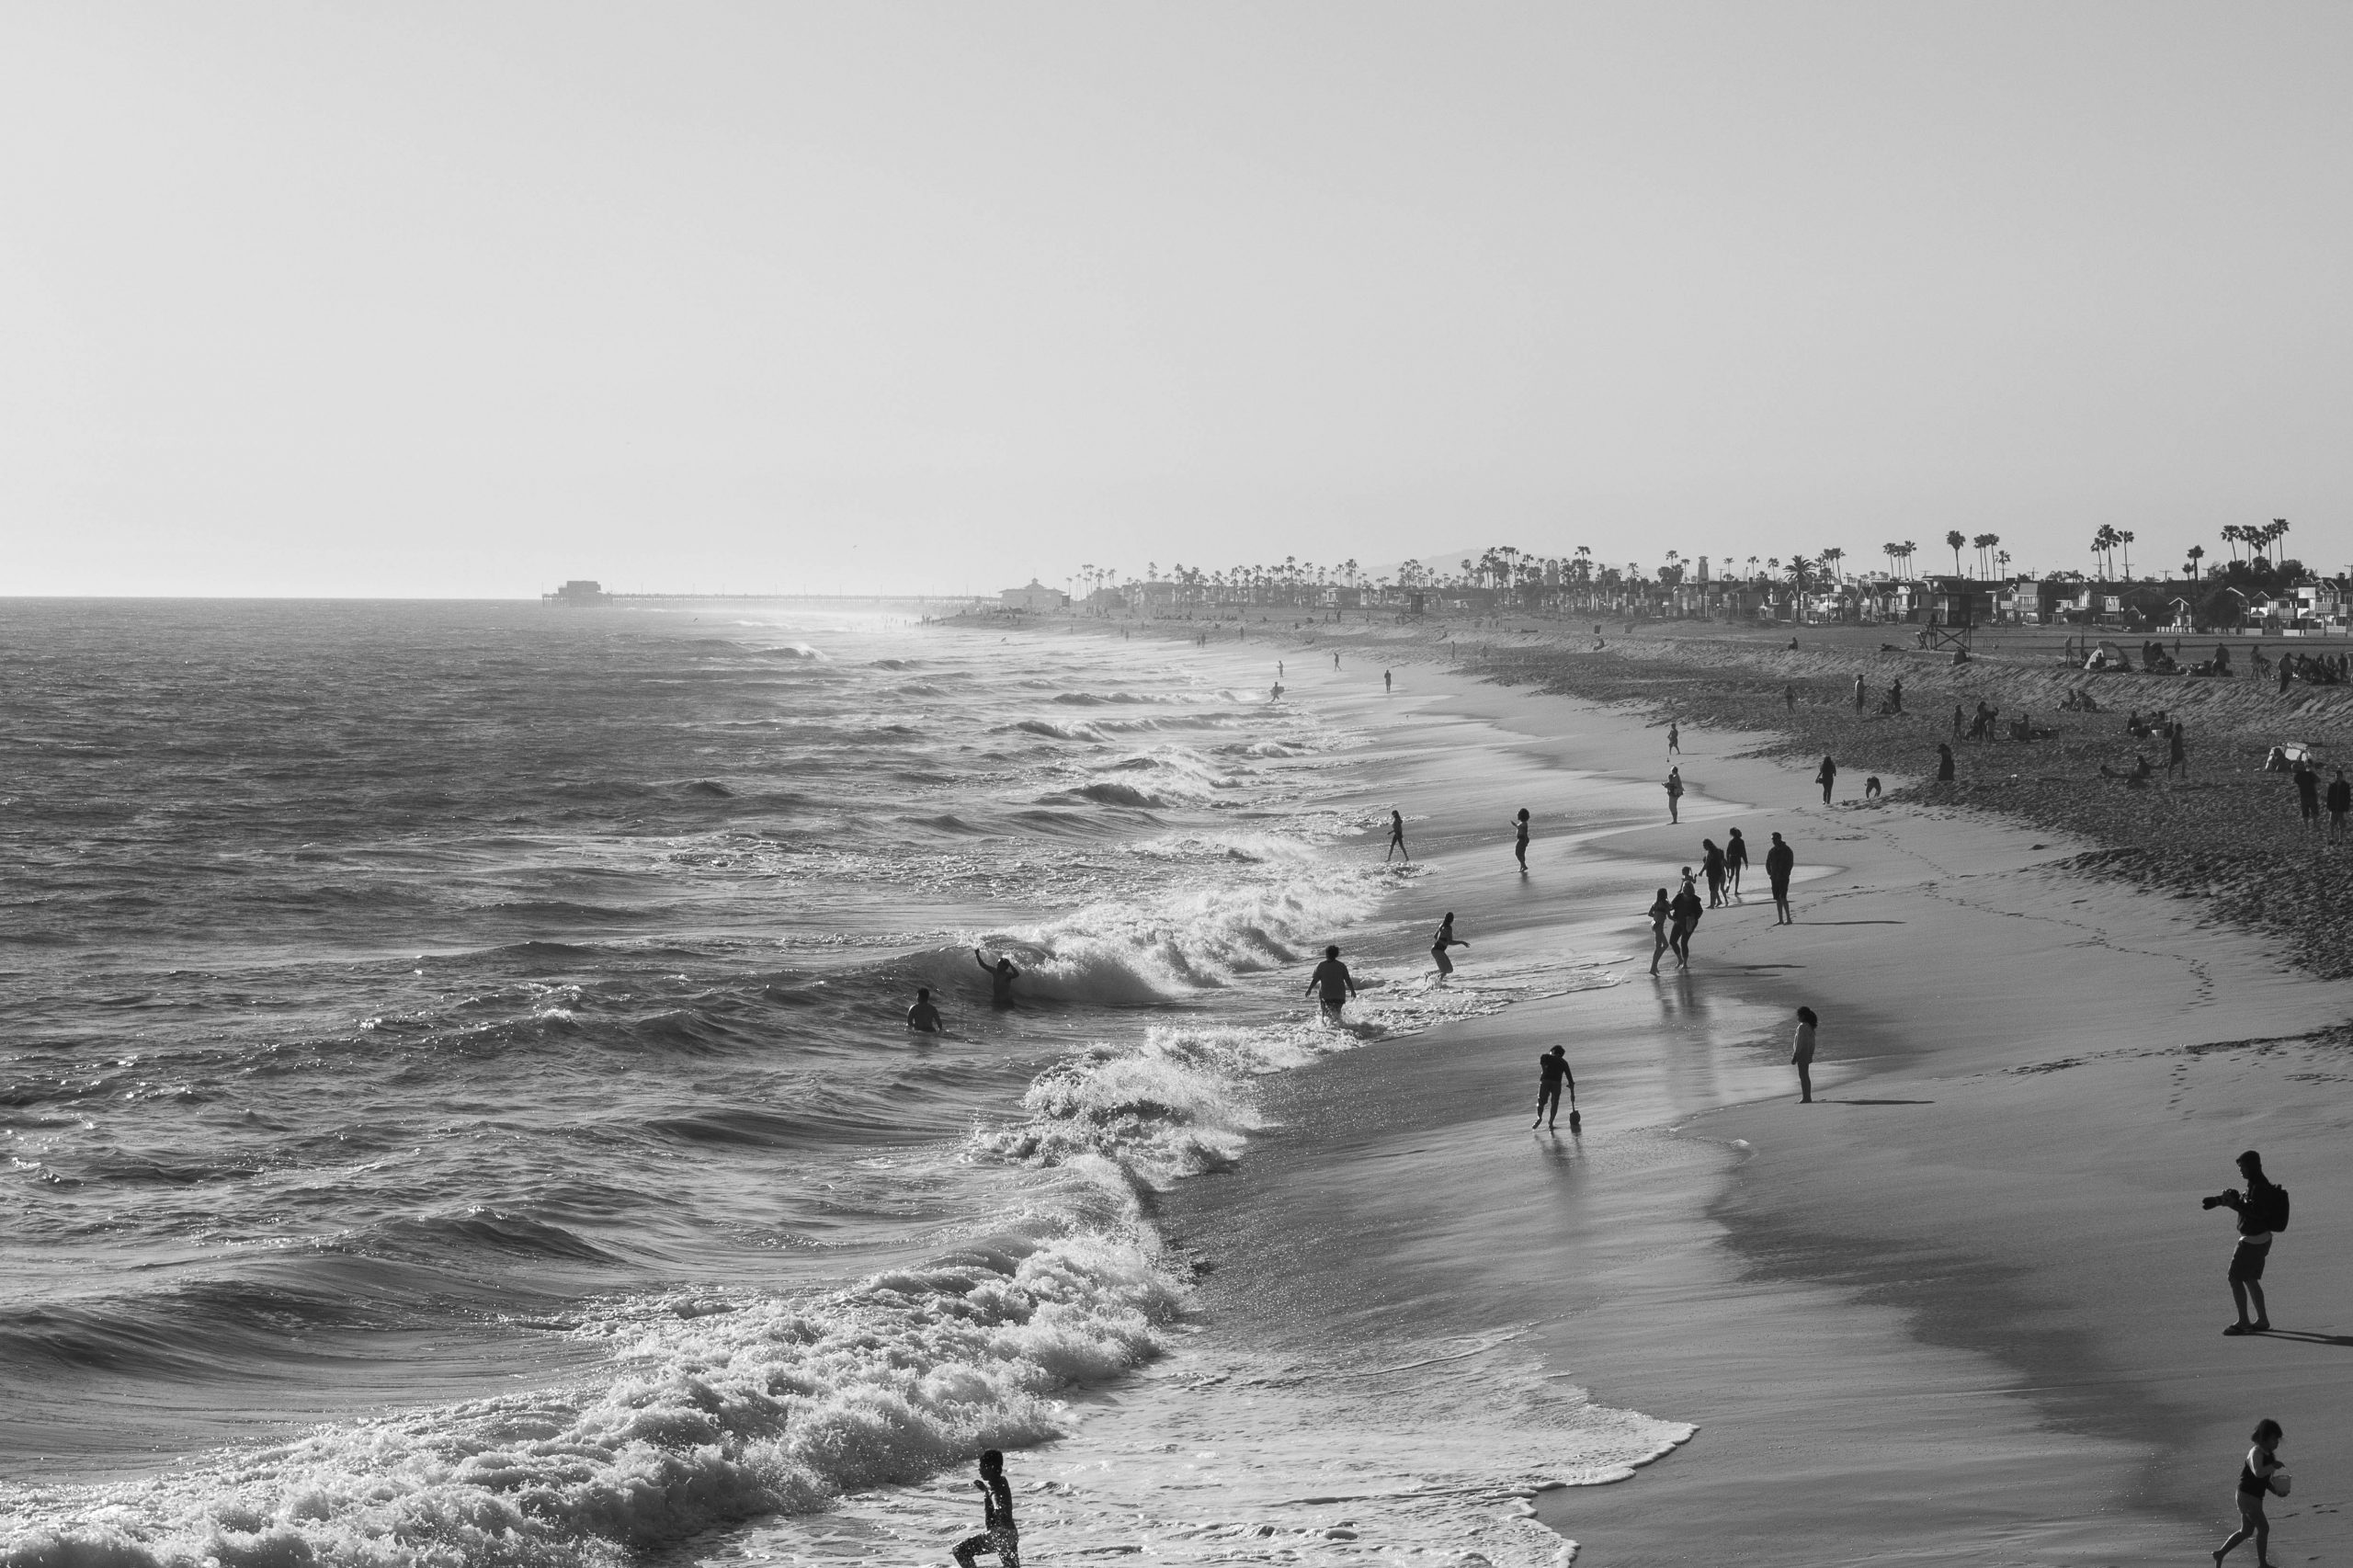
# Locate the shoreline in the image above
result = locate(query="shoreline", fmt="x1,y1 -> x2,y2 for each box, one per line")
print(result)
1079,618 -> 2353,1563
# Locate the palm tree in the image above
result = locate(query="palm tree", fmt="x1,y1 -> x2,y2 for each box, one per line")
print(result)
2118,530 -> 2134,580
1946,529 -> 1966,575
1745,554 -> 1760,580
2187,544 -> 2205,582
2221,524 -> 2245,565
1995,550 -> 2011,578
1821,547 -> 1845,583
1971,532 -> 1996,577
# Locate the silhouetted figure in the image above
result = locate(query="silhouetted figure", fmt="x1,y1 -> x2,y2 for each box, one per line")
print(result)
907,988 -> 943,1033
1951,704 -> 1965,739
1852,673 -> 1865,711
1646,888 -> 1672,975
1766,832 -> 1795,924
2293,761 -> 2321,833
2329,769 -> 2350,842
1888,676 -> 1904,713
2214,1419 -> 2286,1567
974,949 -> 1020,1009
1430,913 -> 1469,981
1863,775 -> 1882,801
1784,684 -> 1796,711
952,1450 -> 1019,1568
1815,755 -> 1837,805
1668,880 -> 1703,967
1305,945 -> 1358,1018
2206,1150 -> 2286,1335
1385,810 -> 1409,863
1667,722 -> 1681,755
1334,652 -> 1341,670
2168,722 -> 2188,780
1724,827 -> 1749,894
1701,838 -> 1727,907
1937,743 -> 1955,782
1511,808 -> 1530,871
1384,669 -> 1392,693
1665,766 -> 1684,824
1790,1006 -> 1818,1102
1534,1044 -> 1575,1131
2278,657 -> 2292,696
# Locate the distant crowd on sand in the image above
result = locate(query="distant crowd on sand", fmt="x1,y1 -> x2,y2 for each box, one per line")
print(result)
904,659 -> 2303,1567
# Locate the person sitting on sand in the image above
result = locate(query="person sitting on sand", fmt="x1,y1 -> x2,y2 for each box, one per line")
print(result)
1430,913 -> 1470,981
1790,1006 -> 1818,1103
2205,1150 -> 2286,1335
1534,1044 -> 1576,1131
953,1449 -> 1020,1568
2214,1418 -> 2286,1568
1646,888 -> 1673,975
907,988 -> 943,1032
1665,766 -> 1685,824
1305,945 -> 1358,1017
1724,827 -> 1749,893
1814,755 -> 1837,805
1766,832 -> 1795,924
974,949 -> 1021,1009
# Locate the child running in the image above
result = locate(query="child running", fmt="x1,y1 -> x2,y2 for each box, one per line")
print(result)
952,1449 -> 1019,1568
2213,1419 -> 2285,1567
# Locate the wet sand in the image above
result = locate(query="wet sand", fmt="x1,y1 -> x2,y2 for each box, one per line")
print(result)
1158,647 -> 2353,1565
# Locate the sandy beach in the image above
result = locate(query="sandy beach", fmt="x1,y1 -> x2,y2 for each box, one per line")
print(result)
1089,614 -> 2353,1564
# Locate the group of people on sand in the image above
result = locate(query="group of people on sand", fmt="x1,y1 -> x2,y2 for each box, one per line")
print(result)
1645,831 -> 1798,973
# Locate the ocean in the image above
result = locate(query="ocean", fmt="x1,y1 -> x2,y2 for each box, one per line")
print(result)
0,599 -> 1686,1568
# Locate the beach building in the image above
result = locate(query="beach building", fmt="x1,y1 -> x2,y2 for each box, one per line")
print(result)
998,580 -> 1068,612
544,579 -> 608,606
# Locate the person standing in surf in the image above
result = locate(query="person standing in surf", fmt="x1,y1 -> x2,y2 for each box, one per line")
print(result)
1646,887 -> 1673,975
1384,668 -> 1392,692
1534,1044 -> 1575,1131
1385,810 -> 1409,863
1305,945 -> 1358,1017
1430,913 -> 1470,981
1791,1006 -> 1819,1102
1511,808 -> 1530,872
952,1449 -> 1019,1568
973,949 -> 1020,1008
1667,878 -> 1703,968
1665,766 -> 1685,824
1766,831 -> 1795,924
1701,838 -> 1728,907
906,988 -> 943,1033
1724,826 -> 1749,895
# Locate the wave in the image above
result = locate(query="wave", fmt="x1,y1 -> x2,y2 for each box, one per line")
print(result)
1044,782 -> 1168,810
2,1210 -> 1181,1568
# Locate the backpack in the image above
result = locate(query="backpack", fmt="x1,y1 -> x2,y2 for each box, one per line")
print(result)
2268,1185 -> 2291,1233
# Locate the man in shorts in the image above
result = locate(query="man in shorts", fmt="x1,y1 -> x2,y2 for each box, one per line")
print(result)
1533,1045 -> 1575,1130
1305,945 -> 1358,1018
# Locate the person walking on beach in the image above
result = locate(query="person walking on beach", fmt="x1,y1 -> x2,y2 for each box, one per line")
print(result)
1936,742 -> 1955,782
1511,808 -> 1530,872
1306,945 -> 1358,1018
974,949 -> 1021,1009
1668,879 -> 1703,968
1724,827 -> 1749,895
1646,888 -> 1673,975
1430,913 -> 1470,981
1784,684 -> 1796,712
1814,755 -> 1837,805
2168,722 -> 2188,781
1701,838 -> 1728,907
1384,669 -> 1392,693
1790,1006 -> 1818,1102
907,988 -> 944,1033
1334,651 -> 1341,670
1888,676 -> 1904,714
1667,722 -> 1681,756
1665,766 -> 1685,824
2213,1419 -> 2286,1568
1534,1044 -> 1576,1131
1385,810 -> 1409,863
2329,769 -> 2350,843
952,1449 -> 1020,1568
1852,673 -> 1865,712
1766,831 -> 1796,924
2205,1150 -> 2287,1335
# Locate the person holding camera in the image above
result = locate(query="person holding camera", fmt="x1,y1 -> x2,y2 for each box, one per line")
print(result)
2203,1150 -> 2287,1335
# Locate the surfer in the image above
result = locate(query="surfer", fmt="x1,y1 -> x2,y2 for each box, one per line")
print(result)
973,949 -> 1020,1008
1534,1044 -> 1576,1131
906,988 -> 943,1032
952,1449 -> 1020,1568
1305,945 -> 1358,1017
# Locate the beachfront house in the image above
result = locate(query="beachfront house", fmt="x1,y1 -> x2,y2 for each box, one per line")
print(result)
999,580 -> 1068,612
2291,581 -> 2347,630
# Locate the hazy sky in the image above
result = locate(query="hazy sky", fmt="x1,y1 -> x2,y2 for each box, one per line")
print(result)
4,3 -> 2347,597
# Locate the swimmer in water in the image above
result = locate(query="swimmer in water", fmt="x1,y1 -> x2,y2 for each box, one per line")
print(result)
973,949 -> 1019,1008
1305,945 -> 1358,1017
906,987 -> 943,1032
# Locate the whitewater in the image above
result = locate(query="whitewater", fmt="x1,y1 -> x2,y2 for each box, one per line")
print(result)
0,600 -> 1682,1568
